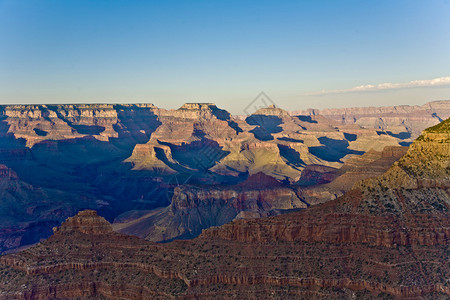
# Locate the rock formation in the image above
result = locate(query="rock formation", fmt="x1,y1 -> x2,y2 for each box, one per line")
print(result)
1,104 -> 120,147
0,101 -> 446,253
115,146 -> 407,243
300,145 -> 408,204
204,117 -> 450,244
53,210 -> 113,235
0,210 -> 189,299
121,102 -> 408,182
114,172 -> 307,242
0,118 -> 448,299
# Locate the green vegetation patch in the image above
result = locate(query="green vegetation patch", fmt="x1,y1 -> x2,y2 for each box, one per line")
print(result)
424,118 -> 450,133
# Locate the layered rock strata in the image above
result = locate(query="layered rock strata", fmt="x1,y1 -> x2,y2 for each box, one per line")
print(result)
292,100 -> 450,139
0,119 -> 448,299
114,173 -> 307,242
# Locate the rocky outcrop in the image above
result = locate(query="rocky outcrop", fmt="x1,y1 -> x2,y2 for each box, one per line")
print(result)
53,210 -> 113,235
0,211 -> 190,299
203,118 -> 450,247
203,196 -> 449,247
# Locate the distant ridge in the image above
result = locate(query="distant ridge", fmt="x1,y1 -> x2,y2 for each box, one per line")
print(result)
289,100 -> 450,137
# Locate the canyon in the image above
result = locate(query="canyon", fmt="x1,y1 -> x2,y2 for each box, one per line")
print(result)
0,101 -> 448,253
0,117 -> 448,299
115,146 -> 407,242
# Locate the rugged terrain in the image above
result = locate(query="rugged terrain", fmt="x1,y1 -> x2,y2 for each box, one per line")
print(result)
0,164 -> 101,253
123,102 -> 401,182
300,145 -> 408,205
0,101 -> 448,253
114,172 -> 308,242
292,100 -> 450,139
115,145 -> 407,242
0,118 -> 448,299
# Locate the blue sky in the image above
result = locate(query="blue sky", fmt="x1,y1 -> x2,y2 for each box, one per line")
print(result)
0,0 -> 449,114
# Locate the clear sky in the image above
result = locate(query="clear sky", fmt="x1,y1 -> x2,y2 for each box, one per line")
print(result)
0,0 -> 449,114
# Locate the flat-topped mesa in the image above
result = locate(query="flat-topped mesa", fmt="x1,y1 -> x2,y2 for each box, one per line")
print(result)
160,103 -> 231,120
53,210 -> 113,235
115,103 -> 157,109
253,104 -> 290,117
179,103 -> 216,110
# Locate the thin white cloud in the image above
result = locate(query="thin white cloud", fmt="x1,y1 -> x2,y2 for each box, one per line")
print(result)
305,76 -> 450,96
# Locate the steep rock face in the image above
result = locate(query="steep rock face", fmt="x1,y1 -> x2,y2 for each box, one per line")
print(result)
0,211 -> 190,299
125,103 -> 240,175
292,100 -> 450,139
114,173 -> 306,242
